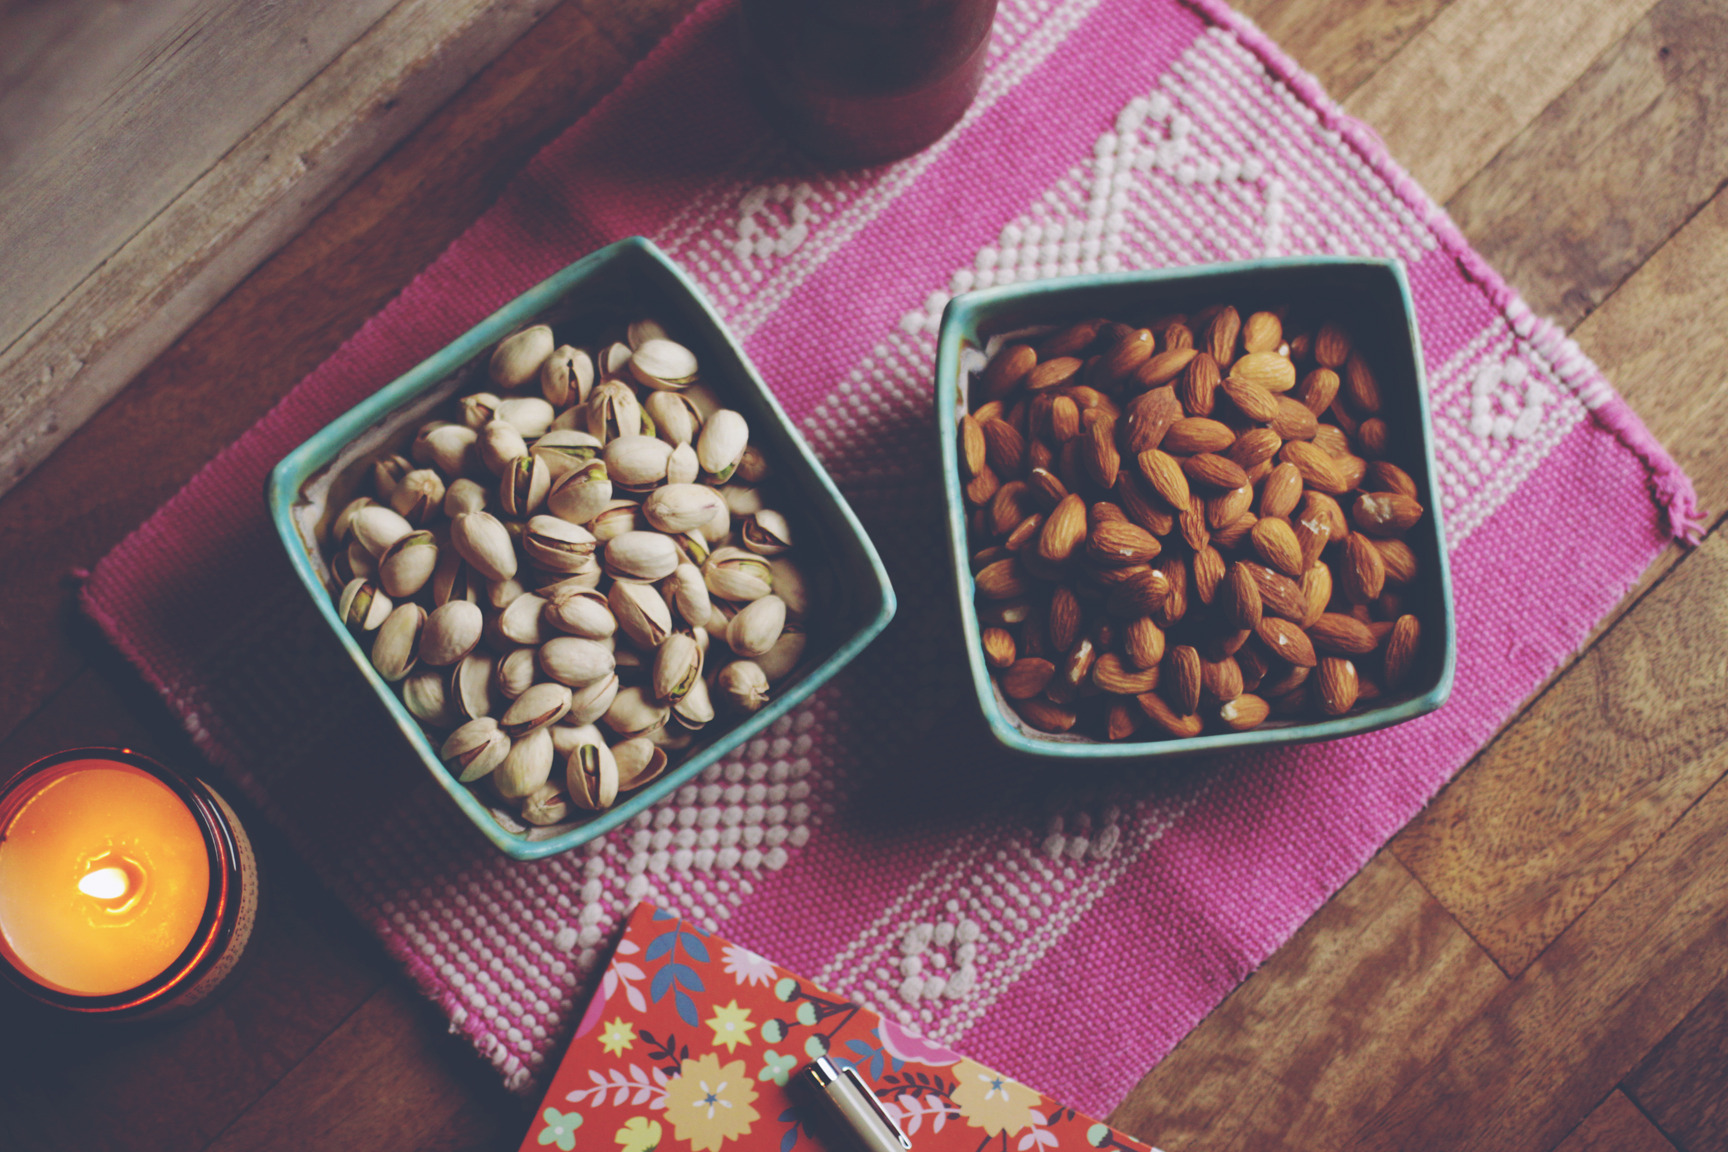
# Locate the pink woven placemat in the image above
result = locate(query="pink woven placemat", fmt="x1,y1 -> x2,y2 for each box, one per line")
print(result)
85,0 -> 1697,1122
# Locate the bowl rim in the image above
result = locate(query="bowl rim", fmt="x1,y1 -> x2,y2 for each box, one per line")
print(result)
267,236 -> 896,858
934,255 -> 1456,760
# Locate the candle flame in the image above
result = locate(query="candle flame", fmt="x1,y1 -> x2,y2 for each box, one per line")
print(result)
78,866 -> 131,901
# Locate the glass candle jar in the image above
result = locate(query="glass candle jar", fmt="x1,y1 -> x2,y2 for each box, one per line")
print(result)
739,0 -> 999,166
0,748 -> 258,1019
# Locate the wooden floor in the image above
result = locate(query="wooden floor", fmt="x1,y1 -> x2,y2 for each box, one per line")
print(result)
3,0 -> 1726,1148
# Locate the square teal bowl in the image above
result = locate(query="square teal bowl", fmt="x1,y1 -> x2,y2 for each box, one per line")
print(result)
935,257 -> 1455,761
268,237 -> 895,858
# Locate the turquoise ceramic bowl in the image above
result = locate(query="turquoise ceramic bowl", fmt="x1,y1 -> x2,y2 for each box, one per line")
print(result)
935,257 -> 1455,761
269,238 -> 895,858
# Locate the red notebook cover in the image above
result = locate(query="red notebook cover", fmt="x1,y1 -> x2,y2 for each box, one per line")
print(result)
522,903 -> 1155,1152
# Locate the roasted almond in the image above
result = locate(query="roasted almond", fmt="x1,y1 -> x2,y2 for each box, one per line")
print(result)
1371,537 -> 1419,584
1343,351 -> 1381,413
1182,453 -> 1250,491
1281,440 -> 1349,494
1260,462 -> 1304,519
1106,566 -> 1171,618
981,419 -> 1026,476
1181,352 -> 1222,417
1097,328 -> 1155,382
1314,322 -> 1350,369
1124,616 -> 1166,669
990,480 -> 1036,536
1221,377 -> 1280,422
1082,416 -> 1121,489
1255,617 -> 1317,667
1222,562 -> 1263,630
1206,306 -> 1241,364
1138,690 -> 1204,738
1212,510 -> 1257,551
1384,614 -> 1420,689
981,627 -> 1017,669
1244,562 -> 1308,622
1028,467 -> 1069,509
980,343 -> 1037,400
1164,417 -> 1236,455
1118,473 -> 1177,536
1093,652 -> 1160,695
1271,396 -> 1320,441
1043,319 -> 1105,359
1296,367 -> 1340,415
1154,555 -> 1188,626
1017,697 -> 1077,733
1260,662 -> 1310,698
1049,585 -> 1083,652
1366,460 -> 1419,499
1300,491 -> 1347,539
1089,501 -> 1127,527
1218,693 -> 1271,731
965,464 -> 999,506
1309,612 -> 1377,656
1200,656 -> 1244,702
975,558 -> 1033,600
1088,520 -> 1162,565
1231,352 -> 1297,393
1003,512 -> 1044,552
1316,656 -> 1359,715
1180,494 -> 1211,553
1106,699 -> 1143,741
1242,311 -> 1282,353
1356,417 -> 1389,458
1250,517 -> 1304,577
1160,320 -> 1195,351
1192,546 -> 1226,605
1137,449 -> 1192,509
1168,645 -> 1202,714
1050,395 -> 1081,441
1353,492 -> 1424,536
1207,483 -> 1255,529
1036,493 -> 1089,563
1342,533 -> 1387,602
1001,657 -> 1055,699
1299,563 -> 1332,627
1227,427 -> 1284,471
1124,386 -> 1182,454
960,414 -> 986,477
1028,356 -> 1084,391
1136,347 -> 1198,388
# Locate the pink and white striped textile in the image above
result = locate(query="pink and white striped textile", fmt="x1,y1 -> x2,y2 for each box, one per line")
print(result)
83,0 -> 1697,1121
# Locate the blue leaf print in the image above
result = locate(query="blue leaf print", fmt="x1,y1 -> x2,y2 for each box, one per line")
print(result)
680,932 -> 711,963
646,932 -> 677,961
674,986 -> 698,1027
781,1125 -> 800,1152
678,963 -> 705,994
779,1110 -> 800,1124
653,908 -> 678,922
651,963 -> 676,1003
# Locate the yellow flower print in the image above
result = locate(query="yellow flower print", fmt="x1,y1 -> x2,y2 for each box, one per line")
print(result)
705,1000 -> 755,1053
950,1058 -> 1042,1138
663,1053 -> 761,1152
600,1017 -> 637,1057
616,1117 -> 662,1152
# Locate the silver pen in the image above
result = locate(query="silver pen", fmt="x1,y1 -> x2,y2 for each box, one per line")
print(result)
798,1057 -> 913,1152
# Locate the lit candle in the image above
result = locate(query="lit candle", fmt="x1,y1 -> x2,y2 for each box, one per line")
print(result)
0,749 -> 257,1017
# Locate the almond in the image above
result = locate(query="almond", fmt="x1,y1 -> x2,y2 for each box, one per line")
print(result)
1004,512 -> 1043,552
1356,417 -> 1389,458
981,343 -> 1037,400
1124,387 -> 1182,454
1299,563 -> 1332,627
1311,423 -> 1351,458
1200,656 -> 1244,702
1137,690 -> 1204,738
971,545 -> 1008,572
1106,566 -> 1170,618
1342,532 -> 1386,602
1222,562 -> 1263,630
1316,656 -> 1358,715
1287,331 -> 1312,362
1256,617 -> 1317,667
1208,483 -> 1255,529
1017,697 -> 1077,733
1343,351 -> 1381,413
1136,347 -> 1198,388
1227,427 -> 1284,471
1243,311 -> 1282,353
1049,585 -> 1083,652
981,627 -> 1017,669
1050,395 -> 1081,441
1059,634 -> 1099,690
1294,514 -> 1331,573
1182,453 -> 1250,491
1337,453 -> 1367,490
1280,440 -> 1349,494
1163,417 -> 1236,455
990,480 -> 1036,536
1260,462 -> 1304,519
1042,320 -> 1104,358
1371,537 -> 1419,584
1221,377 -> 1280,423
965,464 -> 999,506
1124,616 -> 1166,669
1089,501 -> 1127,527
1154,555 -> 1188,626
1137,449 -> 1191,509
1314,322 -> 1350,369
1180,494 -> 1211,552
1167,645 -> 1202,713
1000,657 -> 1055,699
975,558 -> 1032,600
1384,614 -> 1420,689
1192,546 -> 1226,605
1250,517 -> 1304,577
1160,320 -> 1195,351
1028,437 -> 1054,473
1036,493 -> 1088,563
1352,492 -> 1424,536
981,419 -> 1025,476
1231,352 -> 1297,393
973,399 -> 1006,424
1088,520 -> 1162,565
1206,306 -> 1241,364
1028,356 -> 1083,391
1308,612 -> 1377,656
1096,328 -> 1154,382
1106,699 -> 1143,741
1271,396 -> 1320,441
1237,643 -> 1269,689
1218,692 -> 1271,731
1296,367 -> 1340,415
960,414 -> 986,478
1082,416 -> 1121,488
1181,352 -> 1222,417
1366,460 -> 1419,499
1260,663 -> 1310,698
1244,562 -> 1307,622
1093,652 -> 1160,695
1300,491 -> 1347,539
1028,467 -> 1068,509
1212,510 -> 1257,551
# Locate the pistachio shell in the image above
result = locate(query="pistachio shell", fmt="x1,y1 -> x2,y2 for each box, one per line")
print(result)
331,496 -> 375,545
490,325 -> 555,388
442,717 -> 512,782
523,515 -> 598,573
373,454 -> 412,501
539,636 -> 616,687
494,646 -> 538,698
717,661 -> 770,713
542,346 -> 594,408
380,531 -> 438,598
500,681 -> 572,738
629,338 -> 699,390
497,593 -> 551,647
521,783 -> 572,826
735,444 -> 770,484
421,600 -> 483,666
431,548 -> 481,607
696,409 -> 748,480
666,442 -> 699,485
371,603 -> 426,681
753,625 -> 807,681
496,396 -> 556,439
590,499 -> 645,541
451,512 -> 518,582
645,391 -> 702,447
568,673 -> 620,725
531,430 -> 604,481
740,508 -> 792,556
612,738 -> 668,790
499,453 -> 551,518
602,685 -> 670,739
444,477 -> 489,518
627,319 -> 670,348
609,581 -> 673,649
604,435 -> 674,492
587,380 -> 642,442
480,419 -> 529,476
543,586 -> 616,639
704,547 -> 773,603
727,594 -> 786,659
642,484 -> 727,535
596,341 -> 634,381
566,731 -> 619,810
338,578 -> 392,633
451,653 -> 497,721
652,632 -> 703,703
416,423 -> 477,476
459,392 -> 500,431
546,459 -> 612,526
352,505 -> 414,558
664,562 -> 712,629
494,728 -> 555,800
718,484 -> 764,517
403,666 -> 458,728
604,531 -> 680,583
671,675 -> 714,730
699,500 -> 731,544
486,575 -> 529,610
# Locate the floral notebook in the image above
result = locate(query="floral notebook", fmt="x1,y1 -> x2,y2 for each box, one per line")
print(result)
522,903 -> 1158,1152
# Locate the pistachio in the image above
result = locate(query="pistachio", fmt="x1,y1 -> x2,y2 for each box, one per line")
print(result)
645,391 -> 702,447
521,783 -> 572,826
486,575 -> 529,611
642,484 -> 726,535
588,379 -> 643,442
523,515 -> 598,573
494,646 -> 538,698
677,527 -> 714,566
351,505 -> 414,558
387,468 -> 443,525
648,724 -> 697,752
667,442 -> 699,485
627,319 -> 670,348
531,430 -> 603,481
496,396 -> 556,440
371,603 -> 426,681
500,681 -> 572,738
480,419 -> 529,476
542,346 -> 594,408
612,738 -> 668,790
543,586 -> 616,639
494,728 -> 555,800
740,509 -> 792,556
727,594 -> 786,658
331,496 -> 375,545
490,324 -> 555,388
421,600 -> 484,666
699,501 -> 731,545
539,637 -> 616,688
444,477 -> 489,518
331,542 -> 372,585
672,675 -> 714,730
380,531 -> 438,598
566,732 -> 620,811
703,599 -> 737,647
603,685 -> 670,739
652,632 -> 703,703
545,458 -> 613,527
718,484 -> 764,517
604,531 -> 680,583
338,578 -> 392,634
568,673 -> 621,725
431,549 -> 481,607
596,341 -> 634,381
449,512 -> 517,582
499,454 -> 551,519
735,444 -> 770,484
403,666 -> 458,728
704,547 -> 773,603
416,423 -> 477,476
696,409 -> 749,481
768,557 -> 810,617
373,454 -> 413,502
754,624 -> 807,681
459,392 -> 500,431
497,593 -> 551,647
609,581 -> 673,649
451,653 -> 496,721
629,338 -> 699,390
589,499 -> 644,541
717,661 -> 770,713
442,717 -> 512,782
663,562 -> 712,629
604,435 -> 674,492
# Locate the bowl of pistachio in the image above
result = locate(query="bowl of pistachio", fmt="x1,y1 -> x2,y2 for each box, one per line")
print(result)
268,237 -> 895,859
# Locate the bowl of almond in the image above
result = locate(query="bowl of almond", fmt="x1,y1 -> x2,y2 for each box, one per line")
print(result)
936,257 -> 1455,759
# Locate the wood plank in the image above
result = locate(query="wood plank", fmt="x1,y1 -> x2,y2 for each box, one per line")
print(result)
1107,852 -> 1507,1151
1345,0 -> 1660,203
1351,726 -> 1728,1149
1232,0 -> 1455,100
1549,1091 -> 1677,1152
1625,980 -> 1728,1152
0,0 -> 650,750
0,0 -> 561,500
1447,0 -> 1728,329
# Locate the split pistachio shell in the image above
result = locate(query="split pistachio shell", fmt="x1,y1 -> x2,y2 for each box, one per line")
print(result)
699,502 -> 731,545
719,484 -> 764,517
500,454 -> 551,519
539,637 -> 616,688
380,531 -> 438,598
451,512 -> 517,582
597,341 -> 634,380
704,547 -> 773,603
459,392 -> 500,430
522,783 -> 572,825
648,724 -> 697,752
431,549 -> 481,607
490,325 -> 555,388
532,430 -> 604,481
642,484 -> 726,535
501,681 -> 572,738
728,594 -> 786,659
421,600 -> 484,666
603,685 -> 670,739
664,562 -> 712,629
480,419 -> 529,476
628,319 -> 669,348
371,603 -> 426,681
667,442 -> 699,485
536,561 -> 602,594
443,717 -> 512,782
452,653 -> 496,720
495,646 -> 538,698
704,600 -> 736,647
612,738 -> 668,790
604,435 -> 673,491
352,505 -> 414,558
372,454 -> 412,501
630,338 -> 699,390
718,661 -> 770,713
754,625 -> 807,681
590,500 -> 645,541
604,531 -> 680,583
740,509 -> 792,556
652,632 -> 703,703
588,380 -> 643,442
696,409 -> 748,481
486,575 -> 529,611
523,515 -> 598,573
332,496 -> 375,545
496,396 -> 556,440
420,423 -> 477,476
672,675 -> 714,730
339,578 -> 392,633
498,593 -> 551,646
645,391 -> 702,447
543,586 -> 616,639
567,732 -> 619,810
735,445 -> 770,484
494,727 -> 555,800
444,477 -> 488,517
568,673 -> 621,725
609,581 -> 673,649
403,666 -> 457,728
547,459 -> 612,526
332,543 -> 371,585
542,346 -> 594,408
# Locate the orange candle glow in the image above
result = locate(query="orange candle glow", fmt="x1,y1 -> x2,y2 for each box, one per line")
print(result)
0,758 -> 211,997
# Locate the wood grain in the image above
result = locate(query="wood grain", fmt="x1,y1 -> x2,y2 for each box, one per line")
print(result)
1626,981 -> 1728,1152
1233,0 -> 1454,100
0,0 -> 560,500
1345,0 -> 1660,202
1447,0 -> 1728,329
1551,1091 -> 1677,1152
1107,852 -> 1506,1151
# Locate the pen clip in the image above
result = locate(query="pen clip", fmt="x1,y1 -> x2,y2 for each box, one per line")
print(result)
839,1063 -> 913,1150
